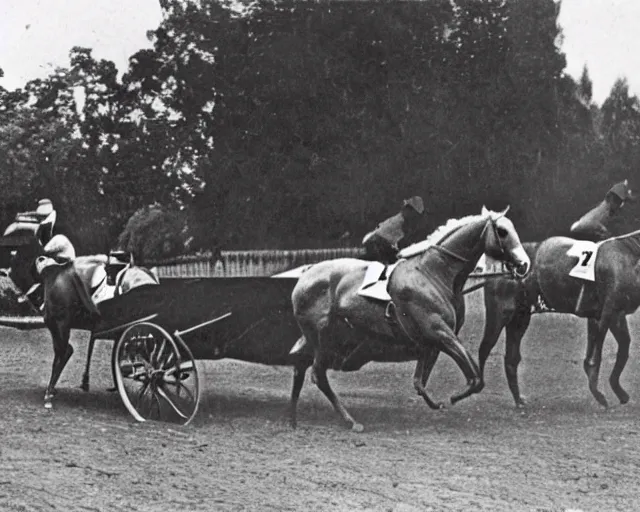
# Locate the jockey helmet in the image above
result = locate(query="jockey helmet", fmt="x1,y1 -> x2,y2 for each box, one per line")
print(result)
403,196 -> 424,215
36,199 -> 54,217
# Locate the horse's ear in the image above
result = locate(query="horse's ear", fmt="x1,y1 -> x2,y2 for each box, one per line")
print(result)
624,179 -> 629,186
481,205 -> 489,216
499,205 -> 511,217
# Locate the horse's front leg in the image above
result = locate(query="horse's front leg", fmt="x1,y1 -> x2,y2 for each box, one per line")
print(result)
478,285 -> 516,377
44,320 -> 74,409
401,306 -> 483,405
429,319 -> 483,405
413,346 -> 444,409
504,309 -> 531,408
81,335 -> 95,392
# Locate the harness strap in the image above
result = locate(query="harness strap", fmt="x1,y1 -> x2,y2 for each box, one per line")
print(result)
432,244 -> 469,262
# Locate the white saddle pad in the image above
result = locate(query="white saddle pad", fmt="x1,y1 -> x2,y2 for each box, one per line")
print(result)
91,278 -> 116,304
567,240 -> 599,281
357,261 -> 399,302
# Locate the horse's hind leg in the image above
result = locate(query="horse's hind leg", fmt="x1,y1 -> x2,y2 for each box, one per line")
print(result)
289,359 -> 311,429
504,310 -> 531,408
312,363 -> 363,432
306,322 -> 364,431
584,317 -> 609,408
81,335 -> 95,392
44,320 -> 73,409
413,346 -> 444,409
608,314 -> 630,405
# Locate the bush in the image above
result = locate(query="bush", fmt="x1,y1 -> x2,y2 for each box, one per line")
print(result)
117,205 -> 192,264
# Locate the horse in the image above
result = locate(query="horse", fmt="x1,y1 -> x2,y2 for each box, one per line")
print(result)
476,180 -> 638,408
290,206 -> 530,431
3,233 -> 159,409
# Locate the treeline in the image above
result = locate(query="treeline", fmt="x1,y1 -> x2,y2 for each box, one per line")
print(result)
1,0 -> 639,255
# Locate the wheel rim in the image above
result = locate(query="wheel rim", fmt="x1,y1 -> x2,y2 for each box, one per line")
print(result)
114,322 -> 200,425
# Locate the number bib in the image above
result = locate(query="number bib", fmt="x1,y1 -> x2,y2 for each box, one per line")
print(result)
567,240 -> 599,281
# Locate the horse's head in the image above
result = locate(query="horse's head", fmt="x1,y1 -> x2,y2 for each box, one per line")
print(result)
570,179 -> 635,240
0,232 -> 77,296
481,206 -> 530,278
0,234 -> 45,294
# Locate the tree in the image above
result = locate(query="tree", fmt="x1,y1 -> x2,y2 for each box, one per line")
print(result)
602,78 -> 640,149
578,65 -> 593,104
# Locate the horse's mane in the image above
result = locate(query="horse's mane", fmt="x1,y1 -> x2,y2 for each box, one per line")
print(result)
397,210 -> 498,259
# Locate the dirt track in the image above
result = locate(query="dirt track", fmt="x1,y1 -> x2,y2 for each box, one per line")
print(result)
1,292 -> 640,511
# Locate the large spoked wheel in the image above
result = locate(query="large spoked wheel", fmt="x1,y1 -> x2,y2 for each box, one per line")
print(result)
113,322 -> 201,425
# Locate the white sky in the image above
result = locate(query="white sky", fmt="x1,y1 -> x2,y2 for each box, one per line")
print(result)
558,0 -> 640,104
0,0 -> 638,105
0,0 -> 162,89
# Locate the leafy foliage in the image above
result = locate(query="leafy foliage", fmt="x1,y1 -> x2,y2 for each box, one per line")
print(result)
0,0 -> 639,252
117,205 -> 192,264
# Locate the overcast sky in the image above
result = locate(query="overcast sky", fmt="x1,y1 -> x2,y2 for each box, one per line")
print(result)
0,0 -> 638,105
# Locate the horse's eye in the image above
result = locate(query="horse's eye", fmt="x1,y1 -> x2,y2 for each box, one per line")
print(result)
496,227 -> 508,238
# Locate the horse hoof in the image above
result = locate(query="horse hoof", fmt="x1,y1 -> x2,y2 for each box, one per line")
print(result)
80,383 -> 89,392
351,423 -> 364,433
618,391 -> 630,405
595,395 -> 609,409
44,401 -> 52,409
515,397 -> 527,408
436,402 -> 446,410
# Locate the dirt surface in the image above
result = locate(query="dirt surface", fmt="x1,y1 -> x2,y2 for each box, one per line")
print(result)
1,291 -> 640,511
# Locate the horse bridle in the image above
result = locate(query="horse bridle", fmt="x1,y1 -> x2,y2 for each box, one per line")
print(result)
485,217 -> 507,259
432,218 -> 503,263
430,224 -> 469,263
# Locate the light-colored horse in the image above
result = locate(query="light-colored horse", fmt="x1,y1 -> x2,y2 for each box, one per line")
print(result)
291,207 -> 530,430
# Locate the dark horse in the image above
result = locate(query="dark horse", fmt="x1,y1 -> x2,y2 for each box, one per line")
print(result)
3,234 -> 159,409
291,207 -> 530,430
476,180 -> 638,407
4,232 -> 319,422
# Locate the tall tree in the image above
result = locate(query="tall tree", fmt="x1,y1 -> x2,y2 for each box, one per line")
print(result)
578,65 -> 593,104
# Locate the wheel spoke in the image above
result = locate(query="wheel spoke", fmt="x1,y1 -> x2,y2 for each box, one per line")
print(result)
115,322 -> 200,425
163,350 -> 176,369
152,338 -> 167,366
163,360 -> 195,382
144,388 -> 162,419
163,376 -> 196,404
133,380 -> 152,412
156,386 -> 189,420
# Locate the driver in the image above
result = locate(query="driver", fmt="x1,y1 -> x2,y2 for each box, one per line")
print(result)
35,198 -> 57,246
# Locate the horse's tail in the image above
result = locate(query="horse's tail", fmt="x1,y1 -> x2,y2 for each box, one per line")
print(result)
69,269 -> 101,320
